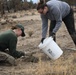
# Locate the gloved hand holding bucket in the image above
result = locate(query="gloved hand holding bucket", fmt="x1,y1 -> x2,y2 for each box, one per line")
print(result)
38,37 -> 63,60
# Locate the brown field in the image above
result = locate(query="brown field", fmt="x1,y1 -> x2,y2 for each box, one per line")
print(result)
0,9 -> 76,75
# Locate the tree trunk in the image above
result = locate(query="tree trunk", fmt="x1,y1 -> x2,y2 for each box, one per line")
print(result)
1,3 -> 5,16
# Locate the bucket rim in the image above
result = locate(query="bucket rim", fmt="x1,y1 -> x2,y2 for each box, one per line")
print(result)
38,37 -> 53,49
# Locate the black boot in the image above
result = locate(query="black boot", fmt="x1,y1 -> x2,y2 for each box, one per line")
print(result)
71,32 -> 76,45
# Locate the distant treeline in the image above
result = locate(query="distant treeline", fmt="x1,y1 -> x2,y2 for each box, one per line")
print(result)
0,0 -> 76,16
0,0 -> 37,16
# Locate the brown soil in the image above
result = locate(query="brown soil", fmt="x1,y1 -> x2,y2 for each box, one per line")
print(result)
0,9 -> 76,75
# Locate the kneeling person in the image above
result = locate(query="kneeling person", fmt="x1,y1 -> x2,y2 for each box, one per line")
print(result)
0,24 -> 25,59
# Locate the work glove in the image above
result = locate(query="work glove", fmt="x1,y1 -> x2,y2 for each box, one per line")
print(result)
50,32 -> 56,41
19,51 -> 25,57
41,38 -> 45,43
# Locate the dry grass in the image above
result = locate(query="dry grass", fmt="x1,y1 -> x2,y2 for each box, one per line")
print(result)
28,30 -> 34,37
0,10 -> 76,75
31,53 -> 76,75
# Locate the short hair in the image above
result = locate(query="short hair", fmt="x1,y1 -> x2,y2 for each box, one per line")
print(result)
37,0 -> 47,10
11,25 -> 19,30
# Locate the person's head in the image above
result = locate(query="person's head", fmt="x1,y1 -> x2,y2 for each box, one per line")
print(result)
37,0 -> 48,15
11,24 -> 25,37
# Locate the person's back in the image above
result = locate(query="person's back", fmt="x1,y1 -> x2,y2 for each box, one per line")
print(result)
0,29 -> 17,51
46,0 -> 70,18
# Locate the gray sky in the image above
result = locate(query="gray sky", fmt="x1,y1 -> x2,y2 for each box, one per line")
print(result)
27,0 -> 39,3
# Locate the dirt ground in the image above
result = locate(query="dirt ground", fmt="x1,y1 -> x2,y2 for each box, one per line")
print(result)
0,9 -> 76,75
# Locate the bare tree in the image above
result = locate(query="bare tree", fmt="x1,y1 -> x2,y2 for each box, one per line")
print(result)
0,0 -> 5,16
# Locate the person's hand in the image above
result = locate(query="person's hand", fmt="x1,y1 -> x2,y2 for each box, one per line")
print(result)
41,38 -> 45,43
19,51 -> 25,56
50,32 -> 56,41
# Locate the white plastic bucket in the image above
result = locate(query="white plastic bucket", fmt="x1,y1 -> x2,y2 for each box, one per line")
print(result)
38,37 -> 63,60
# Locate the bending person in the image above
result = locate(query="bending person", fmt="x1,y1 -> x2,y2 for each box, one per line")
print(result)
37,0 -> 76,45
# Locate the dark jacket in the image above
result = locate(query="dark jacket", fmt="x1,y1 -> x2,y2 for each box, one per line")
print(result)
0,29 -> 23,58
